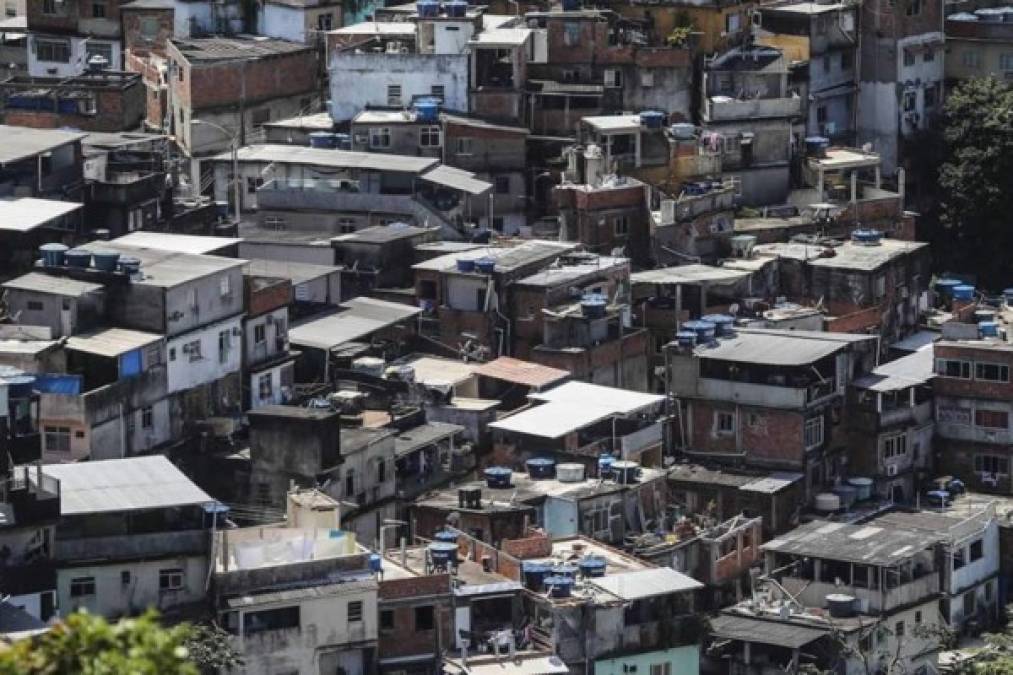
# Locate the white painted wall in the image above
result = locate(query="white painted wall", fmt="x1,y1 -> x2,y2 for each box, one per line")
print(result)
27,35 -> 120,77
89,398 -> 173,460
166,315 -> 243,394
260,4 -> 307,43
432,20 -> 474,55
896,33 -> 945,136
248,361 -> 294,409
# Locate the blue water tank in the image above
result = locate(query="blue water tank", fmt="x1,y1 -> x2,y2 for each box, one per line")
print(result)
851,228 -> 883,245
979,321 -> 1000,337
578,556 -> 607,578
553,564 -> 578,579
64,248 -> 92,269
484,466 -> 512,489
561,0 -> 581,10
445,0 -> 468,17
417,0 -> 440,16
934,278 -> 962,296
953,285 -> 975,301
414,97 -> 440,122
4,374 -> 36,398
639,110 -> 665,129
333,133 -> 352,150
91,250 -> 120,272
475,257 -> 497,274
975,309 -> 997,323
526,457 -> 556,479
456,258 -> 477,273
682,320 -> 716,342
701,314 -> 735,337
522,562 -> 551,591
369,553 -> 383,573
676,330 -> 697,348
433,530 -> 458,543
598,453 -> 615,478
308,132 -> 336,149
581,293 -> 607,319
804,136 -> 830,157
544,575 -> 574,598
39,243 -> 68,267
428,542 -> 459,567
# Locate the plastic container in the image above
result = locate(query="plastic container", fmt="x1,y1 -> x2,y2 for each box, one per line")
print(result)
953,285 -> 976,301
639,110 -> 665,129
1003,288 -> 1013,305
561,0 -> 581,10
676,330 -> 698,348
456,258 -> 477,273
414,97 -> 440,122
526,457 -> 556,479
369,553 -> 383,573
544,575 -> 574,598
91,250 -> 120,272
612,460 -> 640,485
64,248 -> 92,268
580,293 -> 607,319
934,278 -> 962,296
833,485 -> 858,509
444,0 -> 468,17
556,463 -> 585,482
578,556 -> 607,578
417,0 -> 440,17
39,243 -> 68,267
682,320 -> 716,342
484,466 -> 512,489
433,530 -> 458,543
814,493 -> 841,512
851,228 -> 883,245
428,542 -> 459,567
701,314 -> 735,337
308,131 -> 336,149
979,321 -> 1000,338
848,477 -> 874,501
522,562 -> 551,591
804,136 -> 830,157
475,257 -> 496,274
598,454 -> 615,478
669,123 -> 695,139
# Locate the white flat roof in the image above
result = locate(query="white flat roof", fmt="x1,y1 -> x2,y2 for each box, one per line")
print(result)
65,327 -> 162,358
403,356 -> 478,388
43,455 -> 213,516
588,567 -> 703,600
110,231 -> 240,255
489,401 -> 613,438
582,114 -> 642,133
332,21 -> 417,35
0,198 -> 81,233
631,264 -> 751,287
529,381 -> 664,415
289,297 -> 421,350
470,27 -> 532,46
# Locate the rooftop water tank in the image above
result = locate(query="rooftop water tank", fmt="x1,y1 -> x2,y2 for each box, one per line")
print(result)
804,136 -> 830,158
934,278 -> 962,296
640,110 -> 665,129
580,293 -> 607,319
428,541 -> 459,567
612,460 -> 640,485
369,553 -> 383,573
417,0 -> 440,17
333,133 -> 352,150
701,314 -> 735,337
851,228 -> 883,246
833,484 -> 858,509
484,466 -> 512,489
526,457 -> 556,479
676,330 -> 697,348
39,243 -> 68,267
553,564 -> 578,579
522,562 -> 551,591
847,477 -> 873,501
980,321 -> 1000,338
4,374 -> 35,398
598,454 -> 615,478
91,250 -> 120,272
556,463 -> 585,483
456,258 -> 477,273
544,575 -> 574,598
814,493 -> 841,512
975,309 -> 997,323
953,285 -> 975,301
414,97 -> 440,122
64,248 -> 92,269
826,593 -> 856,618
578,556 -> 607,578
682,320 -> 716,342
445,0 -> 468,17
475,257 -> 496,274
561,0 -> 581,10
118,256 -> 141,277
433,530 -> 458,543
308,131 -> 337,149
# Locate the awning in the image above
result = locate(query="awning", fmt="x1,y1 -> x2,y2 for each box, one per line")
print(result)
710,614 -> 829,649
420,165 -> 492,195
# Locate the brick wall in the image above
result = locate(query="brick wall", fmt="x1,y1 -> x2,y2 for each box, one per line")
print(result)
122,8 -> 174,57
501,531 -> 552,559
934,344 -> 1013,400
689,401 -> 808,468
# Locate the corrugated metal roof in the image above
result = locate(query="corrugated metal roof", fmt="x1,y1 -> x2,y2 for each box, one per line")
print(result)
588,567 -> 703,600
246,258 -> 341,285
0,126 -> 85,165
420,165 -> 492,195
65,327 -> 162,358
2,272 -> 104,297
853,348 -> 934,392
0,198 -> 81,233
110,232 -> 240,255
488,401 -> 613,439
631,264 -> 750,287
289,297 -> 421,350
529,381 -> 664,415
694,329 -> 861,366
43,455 -> 212,516
710,614 -> 828,648
394,422 -> 465,457
216,144 -> 438,174
739,472 -> 804,494
472,357 -> 570,388
761,519 -> 941,566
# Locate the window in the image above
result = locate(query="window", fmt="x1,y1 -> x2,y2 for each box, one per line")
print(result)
563,22 -> 581,46
492,217 -> 504,232
380,610 -> 395,631
317,12 -> 333,30
817,105 -> 828,123
258,373 -> 273,400
923,48 -> 934,62
414,605 -> 434,631
159,568 -> 184,591
614,215 -> 630,236
985,580 -> 994,601
924,84 -> 937,108
895,620 -> 905,638
348,600 -> 363,622
254,323 -> 267,345
121,571 -> 131,586
35,38 -> 70,63
805,416 -> 824,450
42,0 -> 57,13
603,68 -> 622,87
936,359 -> 971,379
456,137 -> 474,155
976,362 -> 1010,383
419,125 -> 441,147
70,577 -> 96,597
387,84 -> 402,106
975,409 -> 1009,430
906,0 -> 922,16
1001,53 -> 1013,72
975,454 -> 1009,476
244,606 -> 299,635
903,50 -> 916,67
915,610 -> 922,624
141,407 -> 153,429
494,176 -> 510,194
641,71 -> 654,87
218,330 -> 230,364
370,127 -> 391,148
962,50 -> 982,68
345,469 -> 355,497
970,539 -> 983,562
716,411 -> 735,435
883,433 -> 907,459
246,176 -> 263,194
92,2 -> 106,18
725,12 -> 741,33
431,84 -> 446,100
651,665 -> 672,675
338,218 -> 356,234
26,300 -> 43,311
44,426 -> 71,453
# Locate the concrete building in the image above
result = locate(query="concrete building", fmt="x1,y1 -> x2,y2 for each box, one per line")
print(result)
25,0 -> 125,77
258,0 -> 343,44
700,44 -> 802,206
42,456 -> 215,620
667,328 -> 878,500
0,71 -> 145,132
858,0 -> 945,174
945,7 -> 1013,85
0,125 -> 85,202
611,0 -> 756,57
241,270 -> 295,410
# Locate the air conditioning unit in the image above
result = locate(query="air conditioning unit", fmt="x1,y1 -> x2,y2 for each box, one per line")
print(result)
886,464 -> 898,477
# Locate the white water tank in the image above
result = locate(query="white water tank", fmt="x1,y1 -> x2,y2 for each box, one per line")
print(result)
556,463 -> 585,482
814,493 -> 841,512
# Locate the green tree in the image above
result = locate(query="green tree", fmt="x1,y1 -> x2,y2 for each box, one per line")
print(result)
933,76 -> 1013,289
0,610 -> 240,675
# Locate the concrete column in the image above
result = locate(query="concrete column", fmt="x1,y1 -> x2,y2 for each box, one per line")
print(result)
851,170 -> 858,203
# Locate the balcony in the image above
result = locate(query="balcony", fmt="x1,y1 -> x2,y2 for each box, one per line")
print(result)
39,366 -> 166,427
697,378 -> 809,409
704,95 -> 801,122
3,466 -> 61,527
789,573 -> 939,614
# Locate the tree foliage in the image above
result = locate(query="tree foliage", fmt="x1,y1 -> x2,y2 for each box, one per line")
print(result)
932,77 -> 1013,288
0,610 -> 242,675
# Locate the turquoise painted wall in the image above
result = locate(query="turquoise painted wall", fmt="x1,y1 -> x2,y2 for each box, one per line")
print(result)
593,645 -> 700,675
